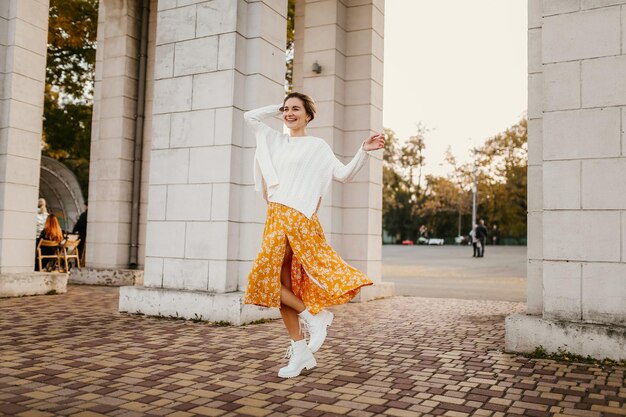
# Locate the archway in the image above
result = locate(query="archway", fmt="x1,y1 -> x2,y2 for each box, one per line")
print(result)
39,156 -> 86,232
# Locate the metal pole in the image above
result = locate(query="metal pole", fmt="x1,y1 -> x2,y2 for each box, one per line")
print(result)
471,163 -> 477,230
129,0 -> 150,268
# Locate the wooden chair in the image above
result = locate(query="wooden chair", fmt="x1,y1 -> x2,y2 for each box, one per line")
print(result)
37,239 -> 61,272
60,237 -> 81,272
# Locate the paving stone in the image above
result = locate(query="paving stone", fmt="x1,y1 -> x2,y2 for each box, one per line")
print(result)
0,286 -> 624,416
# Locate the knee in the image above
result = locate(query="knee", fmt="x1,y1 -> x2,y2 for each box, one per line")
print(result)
280,262 -> 292,288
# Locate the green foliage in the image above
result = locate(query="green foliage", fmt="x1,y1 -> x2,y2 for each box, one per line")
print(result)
285,0 -> 295,93
527,345 -> 626,368
420,175 -> 469,237
383,118 -> 528,242
473,118 -> 528,238
382,128 -> 426,242
245,318 -> 276,325
43,87 -> 92,197
43,0 -> 98,198
47,0 -> 98,102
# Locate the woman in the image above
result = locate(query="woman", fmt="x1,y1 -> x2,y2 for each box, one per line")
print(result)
39,213 -> 64,271
36,198 -> 49,238
243,92 -> 385,378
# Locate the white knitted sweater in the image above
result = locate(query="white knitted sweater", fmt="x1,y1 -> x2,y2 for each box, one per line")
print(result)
245,104 -> 371,219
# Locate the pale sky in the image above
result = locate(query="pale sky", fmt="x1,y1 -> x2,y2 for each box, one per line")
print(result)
382,0 -> 528,177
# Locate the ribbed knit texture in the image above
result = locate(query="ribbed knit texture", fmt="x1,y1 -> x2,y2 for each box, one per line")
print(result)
245,104 -> 371,219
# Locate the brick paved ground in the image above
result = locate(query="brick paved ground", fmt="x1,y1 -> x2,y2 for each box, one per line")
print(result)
1,286 -> 624,417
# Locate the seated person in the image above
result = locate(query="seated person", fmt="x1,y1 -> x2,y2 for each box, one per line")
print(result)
72,202 -> 87,261
38,213 -> 64,271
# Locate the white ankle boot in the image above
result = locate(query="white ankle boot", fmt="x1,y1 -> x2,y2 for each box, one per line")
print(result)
278,339 -> 316,378
299,309 -> 334,353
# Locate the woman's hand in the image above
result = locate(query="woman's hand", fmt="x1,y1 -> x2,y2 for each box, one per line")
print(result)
363,133 -> 385,151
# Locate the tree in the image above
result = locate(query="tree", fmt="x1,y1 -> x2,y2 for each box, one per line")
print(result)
420,174 -> 470,238
444,118 -> 528,240
475,118 -> 528,239
43,0 -> 98,197
399,124 -> 427,192
382,127 -> 427,242
383,129 -> 409,241
46,0 -> 98,103
285,0 -> 295,93
383,118 -> 528,243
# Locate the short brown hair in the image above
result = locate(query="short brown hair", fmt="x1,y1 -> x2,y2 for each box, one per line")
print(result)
282,92 -> 316,123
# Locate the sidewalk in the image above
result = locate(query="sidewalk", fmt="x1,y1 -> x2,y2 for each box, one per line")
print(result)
0,286 -> 624,417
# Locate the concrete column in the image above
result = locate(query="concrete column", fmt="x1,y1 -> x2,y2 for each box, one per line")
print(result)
506,1 -> 626,361
0,0 -> 48,272
86,0 -> 142,269
119,0 -> 287,325
526,0 -> 543,315
0,0 -> 68,296
342,1 -> 385,297
297,0 -> 392,301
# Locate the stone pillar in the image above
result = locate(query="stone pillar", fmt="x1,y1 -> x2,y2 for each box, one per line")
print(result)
0,0 -> 48,273
506,1 -> 626,360
86,0 -> 142,270
0,0 -> 68,296
119,0 -> 287,325
526,0 -> 543,315
295,0 -> 392,301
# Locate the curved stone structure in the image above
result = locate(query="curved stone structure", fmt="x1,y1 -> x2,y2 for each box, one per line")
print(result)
39,156 -> 85,231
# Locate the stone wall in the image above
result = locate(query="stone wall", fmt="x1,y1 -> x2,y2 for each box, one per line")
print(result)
541,0 -> 626,326
506,0 -> 626,360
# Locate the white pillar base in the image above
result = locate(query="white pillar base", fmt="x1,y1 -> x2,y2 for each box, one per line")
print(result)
0,272 -> 68,297
118,287 -> 281,326
351,282 -> 395,303
505,314 -> 626,361
69,267 -> 144,286
119,282 -> 395,325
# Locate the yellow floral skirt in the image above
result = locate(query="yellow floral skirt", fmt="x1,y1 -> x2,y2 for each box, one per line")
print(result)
244,202 -> 373,314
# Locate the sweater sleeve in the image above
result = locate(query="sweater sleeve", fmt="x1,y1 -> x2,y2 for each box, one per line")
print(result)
243,104 -> 283,136
332,142 -> 371,183
245,104 -> 284,199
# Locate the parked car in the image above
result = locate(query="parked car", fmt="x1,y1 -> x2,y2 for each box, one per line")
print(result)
455,235 -> 470,245
427,238 -> 444,246
401,240 -> 414,245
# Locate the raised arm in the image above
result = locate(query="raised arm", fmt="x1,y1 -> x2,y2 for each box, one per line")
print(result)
332,133 -> 385,183
243,104 -> 282,134
332,144 -> 370,183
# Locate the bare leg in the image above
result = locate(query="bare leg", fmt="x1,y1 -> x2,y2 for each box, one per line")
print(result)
280,238 -> 306,341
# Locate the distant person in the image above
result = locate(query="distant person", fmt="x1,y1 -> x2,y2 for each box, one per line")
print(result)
476,219 -> 488,257
36,198 -> 49,238
38,213 -> 64,271
470,225 -> 480,257
491,224 -> 499,245
418,224 -> 429,244
72,202 -> 88,261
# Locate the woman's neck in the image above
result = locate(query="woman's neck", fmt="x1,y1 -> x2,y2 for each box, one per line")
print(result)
289,127 -> 307,137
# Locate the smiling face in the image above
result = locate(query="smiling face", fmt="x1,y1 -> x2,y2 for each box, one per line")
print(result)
282,97 -> 311,133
